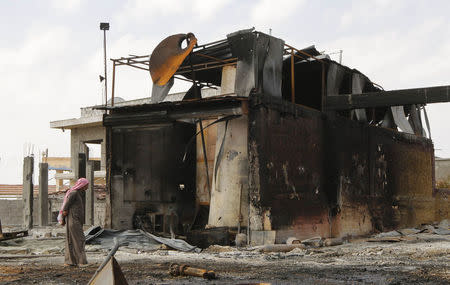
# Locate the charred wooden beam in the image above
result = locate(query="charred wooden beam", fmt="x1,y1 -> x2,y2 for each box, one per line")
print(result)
326,85 -> 450,110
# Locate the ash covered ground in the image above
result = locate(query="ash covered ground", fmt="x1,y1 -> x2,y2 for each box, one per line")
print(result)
0,227 -> 449,284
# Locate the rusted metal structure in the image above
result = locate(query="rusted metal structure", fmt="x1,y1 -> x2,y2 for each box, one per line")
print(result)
102,28 -> 449,245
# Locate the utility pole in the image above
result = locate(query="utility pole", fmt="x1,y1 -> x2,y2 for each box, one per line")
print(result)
100,23 -> 110,105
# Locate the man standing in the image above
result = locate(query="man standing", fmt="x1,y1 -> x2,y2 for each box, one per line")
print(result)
58,178 -> 89,266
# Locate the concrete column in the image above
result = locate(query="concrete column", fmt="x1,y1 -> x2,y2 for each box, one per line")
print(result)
86,161 -> 95,225
111,175 -> 124,229
56,170 -> 63,191
208,116 -> 249,227
38,163 -> 48,226
77,153 -> 86,179
220,66 -> 236,95
207,65 -> 246,227
101,140 -> 106,171
77,153 -> 86,224
22,156 -> 34,229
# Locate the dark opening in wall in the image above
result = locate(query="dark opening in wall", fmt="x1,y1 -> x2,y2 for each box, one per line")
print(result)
110,122 -> 197,234
281,58 -> 325,110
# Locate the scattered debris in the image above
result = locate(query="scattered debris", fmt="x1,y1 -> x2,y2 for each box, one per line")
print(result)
205,245 -> 237,253
373,230 -> 402,238
259,244 -> 306,253
85,227 -> 159,252
370,221 -> 450,241
433,227 -> 450,235
140,230 -> 201,253
286,236 -> 343,247
438,219 -> 449,229
187,227 -> 232,248
84,226 -> 201,253
323,237 -> 344,247
1,229 -> 449,284
285,237 -> 301,245
300,236 -> 323,247
169,263 -> 216,280
367,236 -> 405,243
287,247 -> 306,255
0,220 -> 28,242
235,233 -> 247,247
397,228 -> 421,236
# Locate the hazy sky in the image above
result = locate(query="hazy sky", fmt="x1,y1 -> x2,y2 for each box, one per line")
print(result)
0,0 -> 449,184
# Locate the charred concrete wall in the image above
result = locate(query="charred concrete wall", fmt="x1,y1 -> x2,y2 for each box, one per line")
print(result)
249,94 -> 444,243
248,96 -> 328,242
208,116 -> 249,228
326,117 -> 437,236
324,117 -> 374,237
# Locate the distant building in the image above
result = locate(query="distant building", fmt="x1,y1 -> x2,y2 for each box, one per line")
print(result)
436,157 -> 450,187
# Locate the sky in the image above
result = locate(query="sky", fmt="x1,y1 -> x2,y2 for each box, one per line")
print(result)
0,0 -> 449,184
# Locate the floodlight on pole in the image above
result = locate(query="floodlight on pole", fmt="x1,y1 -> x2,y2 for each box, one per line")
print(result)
100,22 -> 110,105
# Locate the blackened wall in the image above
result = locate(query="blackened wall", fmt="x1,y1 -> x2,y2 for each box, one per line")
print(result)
248,95 -> 330,241
249,94 -> 438,242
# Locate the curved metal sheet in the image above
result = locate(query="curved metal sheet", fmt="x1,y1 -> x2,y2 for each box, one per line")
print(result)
149,33 -> 197,86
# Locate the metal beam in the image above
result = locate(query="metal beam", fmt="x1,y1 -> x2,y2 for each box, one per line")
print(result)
326,85 -> 450,110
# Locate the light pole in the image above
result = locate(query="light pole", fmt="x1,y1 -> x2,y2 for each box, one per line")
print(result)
100,22 -> 110,105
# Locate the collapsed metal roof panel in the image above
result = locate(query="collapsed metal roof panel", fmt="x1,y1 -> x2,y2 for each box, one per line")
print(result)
102,96 -> 248,126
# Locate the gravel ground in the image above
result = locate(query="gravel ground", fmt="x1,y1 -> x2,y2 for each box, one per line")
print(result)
0,232 -> 449,284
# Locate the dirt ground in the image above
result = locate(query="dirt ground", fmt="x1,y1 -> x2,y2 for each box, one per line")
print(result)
0,231 -> 449,284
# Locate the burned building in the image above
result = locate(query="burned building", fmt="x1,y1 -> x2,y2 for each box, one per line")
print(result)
101,29 -> 449,245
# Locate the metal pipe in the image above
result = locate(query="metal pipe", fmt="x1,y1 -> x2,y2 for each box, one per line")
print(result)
195,53 -> 229,64
169,263 -> 215,280
113,62 -> 149,71
111,61 -> 116,107
199,120 -> 211,196
193,38 -> 228,50
103,29 -> 108,106
111,54 -> 149,60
